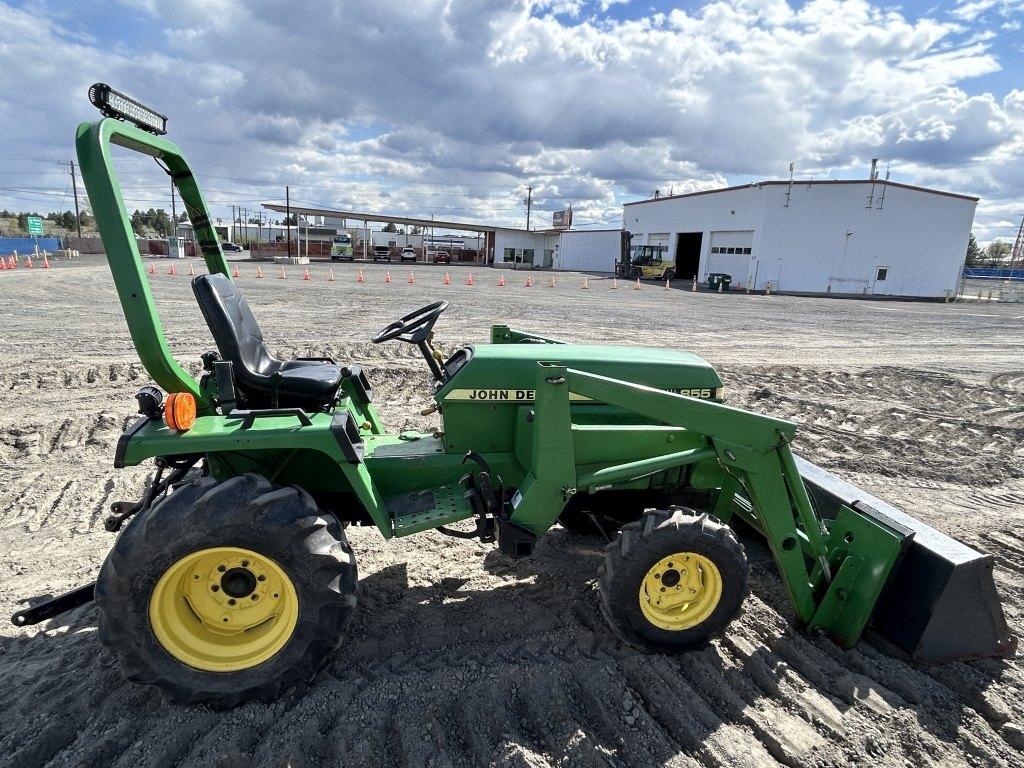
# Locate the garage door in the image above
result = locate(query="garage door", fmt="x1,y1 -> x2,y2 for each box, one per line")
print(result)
707,231 -> 754,288
647,233 -> 669,247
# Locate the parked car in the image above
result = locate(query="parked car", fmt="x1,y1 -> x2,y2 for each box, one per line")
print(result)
221,242 -> 243,252
400,247 -> 417,263
372,245 -> 392,262
433,250 -> 452,264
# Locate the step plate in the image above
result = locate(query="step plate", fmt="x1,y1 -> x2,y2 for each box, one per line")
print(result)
387,484 -> 474,537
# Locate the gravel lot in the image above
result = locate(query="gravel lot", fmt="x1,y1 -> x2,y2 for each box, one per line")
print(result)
1,256 -> 1023,768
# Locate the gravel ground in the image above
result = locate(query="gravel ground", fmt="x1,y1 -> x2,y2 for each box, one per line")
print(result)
1,256 -> 1023,768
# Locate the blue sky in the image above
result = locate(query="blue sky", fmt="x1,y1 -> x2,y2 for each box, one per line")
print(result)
0,0 -> 1021,242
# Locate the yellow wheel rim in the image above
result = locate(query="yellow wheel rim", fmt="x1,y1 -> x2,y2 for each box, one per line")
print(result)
638,551 -> 722,631
149,547 -> 299,672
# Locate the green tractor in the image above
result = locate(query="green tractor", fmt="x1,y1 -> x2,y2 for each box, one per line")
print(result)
11,86 -> 1015,706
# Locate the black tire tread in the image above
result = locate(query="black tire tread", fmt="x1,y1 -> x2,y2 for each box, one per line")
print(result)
96,472 -> 357,707
598,506 -> 748,651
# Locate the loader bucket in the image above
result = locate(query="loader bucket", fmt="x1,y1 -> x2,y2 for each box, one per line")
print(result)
795,456 -> 1017,664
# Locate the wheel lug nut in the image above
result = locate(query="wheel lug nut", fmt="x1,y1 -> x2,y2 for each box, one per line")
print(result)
211,585 -> 219,592
228,598 -> 236,606
217,565 -> 226,573
257,575 -> 266,582
251,595 -> 259,601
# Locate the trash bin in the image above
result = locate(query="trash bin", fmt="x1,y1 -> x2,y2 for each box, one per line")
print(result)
707,273 -> 732,291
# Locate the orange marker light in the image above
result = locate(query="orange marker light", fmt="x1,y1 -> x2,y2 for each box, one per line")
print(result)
163,392 -> 197,432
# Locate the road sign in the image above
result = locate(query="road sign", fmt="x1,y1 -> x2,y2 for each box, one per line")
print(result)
26,216 -> 43,236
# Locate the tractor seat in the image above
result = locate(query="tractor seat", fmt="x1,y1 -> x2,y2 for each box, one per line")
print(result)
192,273 -> 344,409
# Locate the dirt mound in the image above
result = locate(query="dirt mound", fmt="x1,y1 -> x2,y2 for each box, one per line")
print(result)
1,261 -> 1023,767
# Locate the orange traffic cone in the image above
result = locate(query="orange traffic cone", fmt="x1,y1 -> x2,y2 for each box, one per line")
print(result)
582,276 -> 589,289
188,261 -> 195,276
168,264 -> 177,276
7,256 -> 14,269
43,253 -> 50,269
466,272 -> 475,286
303,267 -> 311,281
148,263 -> 157,275
256,265 -> 264,278
610,278 -> 618,289
357,269 -> 365,283
25,255 -> 33,268
0,257 -> 6,271
279,266 -> 287,279
443,272 -> 451,285
526,275 -> 533,287
408,272 -> 415,284
231,265 -> 240,278
633,278 -> 641,291
328,268 -> 335,282
385,270 -> 392,284
664,280 -> 670,291
498,274 -> 506,287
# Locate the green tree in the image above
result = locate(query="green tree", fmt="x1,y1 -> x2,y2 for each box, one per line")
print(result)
986,239 -> 1012,264
381,222 -> 398,233
966,233 -> 983,265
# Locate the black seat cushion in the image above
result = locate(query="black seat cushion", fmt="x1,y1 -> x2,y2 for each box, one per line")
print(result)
192,273 -> 343,408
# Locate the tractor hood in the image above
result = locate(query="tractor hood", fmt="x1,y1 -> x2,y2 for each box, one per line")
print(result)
437,343 -> 724,403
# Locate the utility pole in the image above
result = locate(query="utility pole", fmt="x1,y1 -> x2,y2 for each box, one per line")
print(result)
59,160 -> 83,237
525,185 -> 533,231
1007,215 -> 1024,283
231,205 -> 236,243
286,187 -> 291,257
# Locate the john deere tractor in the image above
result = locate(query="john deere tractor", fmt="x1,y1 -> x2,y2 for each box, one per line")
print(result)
11,86 -> 1015,706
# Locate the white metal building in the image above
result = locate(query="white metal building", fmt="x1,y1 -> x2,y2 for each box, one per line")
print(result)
623,180 -> 978,297
554,229 -> 624,272
492,228 -> 560,268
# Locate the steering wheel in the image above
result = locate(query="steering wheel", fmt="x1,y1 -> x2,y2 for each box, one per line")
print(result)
371,300 -> 449,344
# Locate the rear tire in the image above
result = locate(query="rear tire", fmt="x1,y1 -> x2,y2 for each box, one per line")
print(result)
599,507 -> 747,651
95,473 -> 357,707
629,266 -> 642,280
664,269 -> 675,281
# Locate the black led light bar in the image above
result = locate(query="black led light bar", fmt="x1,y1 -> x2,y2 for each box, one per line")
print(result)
88,83 -> 168,135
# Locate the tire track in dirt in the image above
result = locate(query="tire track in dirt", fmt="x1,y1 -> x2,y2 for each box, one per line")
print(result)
3,264 -> 1024,767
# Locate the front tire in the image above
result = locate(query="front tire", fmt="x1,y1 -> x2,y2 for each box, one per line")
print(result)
599,507 -> 747,651
95,473 -> 357,707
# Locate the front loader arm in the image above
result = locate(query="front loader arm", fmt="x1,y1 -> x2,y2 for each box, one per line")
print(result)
510,363 -> 906,650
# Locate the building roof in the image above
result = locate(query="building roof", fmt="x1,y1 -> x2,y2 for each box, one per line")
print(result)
623,179 -> 979,206
262,203 -> 542,234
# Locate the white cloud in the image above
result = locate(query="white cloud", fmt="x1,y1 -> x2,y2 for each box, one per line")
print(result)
0,0 -> 1020,240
